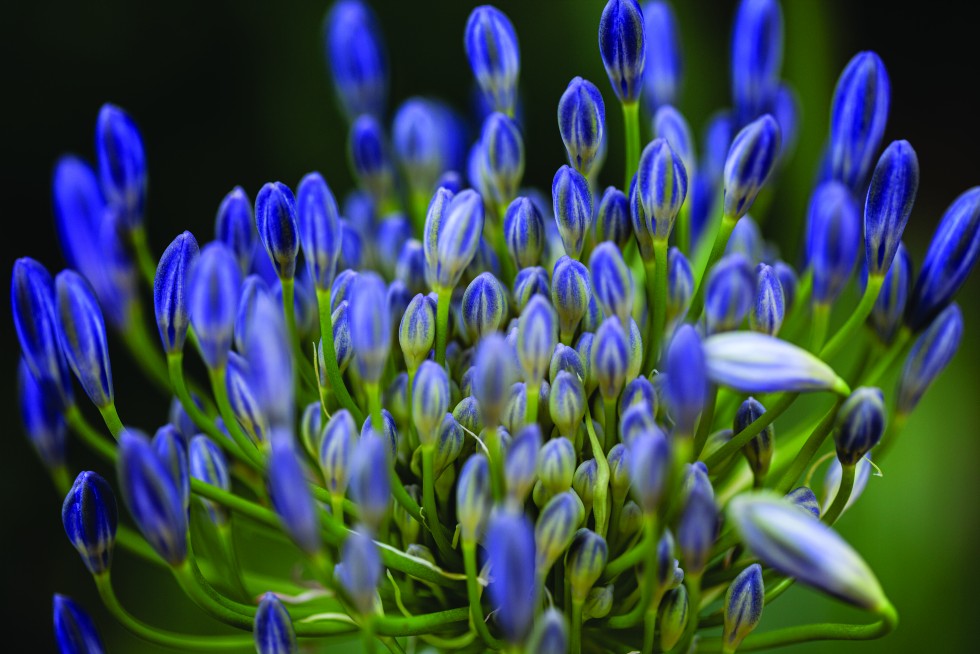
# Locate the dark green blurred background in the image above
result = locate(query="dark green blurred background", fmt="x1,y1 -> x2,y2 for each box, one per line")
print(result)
1,1 -> 978,652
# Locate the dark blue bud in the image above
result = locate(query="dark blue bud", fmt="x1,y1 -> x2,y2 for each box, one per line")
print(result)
458,454 -> 491,541
337,531 -> 382,614
395,239 -> 427,296
62,471 -> 117,574
225,355 -> 266,446
637,137 -> 688,239
18,360 -> 66,469
870,243 -> 911,343
751,263 -> 785,336
898,303 -> 962,413
865,140 -> 919,275
464,6 -> 520,115
549,342 -> 585,385
53,595 -> 106,654
349,431 -> 391,531
268,437 -> 321,555
349,115 -> 394,200
152,425 -> 190,511
643,1 -> 682,111
551,256 -> 591,339
725,216 -> 763,263
593,317 -> 630,401
189,243 -> 242,370
724,563 -> 765,651
595,187 -> 632,250
317,410 -> 356,498
517,295 -> 558,383
254,592 -> 298,654
338,220 -> 364,271
620,376 -> 658,417
653,105 -> 695,173
731,0 -> 783,125
55,271 -> 113,409
399,293 -> 436,370
255,182 -> 300,280
413,361 -> 450,445
436,170 -> 464,194
807,182 -> 860,304
485,509 -> 538,643
95,104 -> 146,229
703,111 -> 735,185
462,272 -> 508,340
558,77 -> 606,175
512,265 -> 550,311
599,0 -> 646,103
526,607 -> 568,654
830,52 -> 890,193
552,165 -> 593,259
723,114 -> 781,220
629,429 -> 670,513
426,188 -> 486,289
117,430 -> 187,565
666,246 -> 694,325
907,188 -> 980,330
297,172 -> 343,291
548,372 -> 587,441
535,491 -> 586,574
473,332 -> 519,426
786,486 -> 821,519
665,325 -> 707,435
324,0 -> 387,120
736,397 -> 773,480
677,478 -> 717,574
589,242 -> 634,325
154,231 -> 199,354
504,197 -> 545,268
835,387 -> 885,465
773,260 -> 797,312
349,272 -> 391,384
480,112 -> 525,208
234,275 -> 272,352
620,402 -> 658,445
215,186 -> 255,274
189,435 -> 230,524
705,253 -> 755,333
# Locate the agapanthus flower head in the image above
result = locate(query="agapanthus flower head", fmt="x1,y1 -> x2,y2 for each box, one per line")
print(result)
215,186 -> 256,274
188,242 -> 242,370
188,435 -> 230,525
731,0 -> 783,126
558,76 -> 606,175
62,471 -> 117,575
830,51 -> 890,193
864,140 -> 919,276
724,563 -> 765,651
55,270 -> 114,409
552,165 -> 593,259
95,104 -> 146,230
897,303 -> 963,414
296,171 -> 343,291
254,592 -> 298,654
255,181 -> 300,280
485,509 -> 538,643
665,324 -> 708,435
806,181 -> 861,305
153,231 -> 199,355
705,252 -> 755,333
723,114 -> 781,220
324,0 -> 388,120
598,0 -> 646,103
337,530 -> 382,615
642,1 -> 682,111
53,594 -> 105,654
464,6 -> 520,116
637,137 -> 688,239
462,271 -> 508,340
750,263 -> 785,336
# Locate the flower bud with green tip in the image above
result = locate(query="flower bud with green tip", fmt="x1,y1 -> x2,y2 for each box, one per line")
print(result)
538,436 -> 577,495
55,271 -> 113,409
558,76 -> 606,175
566,528 -> 608,603
399,293 -> 436,371
723,563 -> 764,653
457,454 -> 491,542
434,413 -> 464,475
504,197 -> 545,268
549,371 -> 586,440
62,471 -> 117,575
723,114 -> 781,220
462,272 -> 508,340
599,0 -> 646,103
659,585 -> 689,651
464,5 -> 520,115
525,607 -> 568,654
595,187 -> 632,250
835,387 -> 885,465
553,165 -> 593,259
736,397 -> 773,484
573,459 -> 598,513
582,584 -> 614,621
53,594 -> 106,654
629,429 -> 670,514
897,303 -> 962,414
535,490 -> 586,576
254,592 -> 298,654
637,137 -> 688,238
154,232 -> 199,354
619,500 -> 643,541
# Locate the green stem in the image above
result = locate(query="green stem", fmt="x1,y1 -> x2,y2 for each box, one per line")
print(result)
486,426 -> 505,503
863,326 -> 912,386
421,446 -> 457,561
809,302 -> 831,353
609,517 -> 659,629
492,204 -> 516,286
65,405 -> 117,462
121,302 -> 175,395
525,382 -> 540,425
434,285 -> 453,367
676,201 -> 692,259
571,600 -> 583,654
648,238 -> 669,372
821,275 -> 883,359
218,524 -> 250,601
602,399 -> 616,451
584,408 -> 611,539
771,397 -> 844,494
207,365 -> 266,470
673,572 -> 702,653
363,618 -> 378,654
316,288 -> 364,423
129,225 -> 159,288
873,411 -> 907,462
693,386 -> 718,459
622,101 -> 641,190
463,540 -> 503,649
703,393 -> 798,469
821,463 -> 855,524
167,353 -> 239,452
601,529 -> 648,581
689,213 -> 737,320
173,561 -> 253,628
98,403 -> 125,438
642,257 -> 659,373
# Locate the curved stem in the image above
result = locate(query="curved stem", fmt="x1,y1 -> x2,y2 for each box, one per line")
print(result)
421,446 -> 456,561
673,572 -> 702,653
642,257 -> 659,373
809,302 -> 831,353
821,275 -> 883,359
462,540 -> 503,649
207,365 -> 266,470
167,353 -> 240,452
66,405 -> 117,462
689,213 -> 738,320
121,302 -> 176,395
173,561 -> 253,629
821,463 -> 855,524
622,101 -> 641,190
129,225 -> 159,289
316,289 -> 364,423
771,397 -> 843,494
98,402 -> 125,439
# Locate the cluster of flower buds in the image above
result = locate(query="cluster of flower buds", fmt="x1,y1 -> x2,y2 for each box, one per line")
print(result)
13,1 -> 978,653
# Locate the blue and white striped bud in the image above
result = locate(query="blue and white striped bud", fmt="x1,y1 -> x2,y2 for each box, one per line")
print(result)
413,361 -> 450,446
599,0 -> 646,103
254,592 -> 298,654
426,188 -> 485,290
549,372 -> 586,440
723,114 -> 781,220
464,6 -> 520,116
705,253 -> 755,333
538,436 -> 577,495
629,429 -> 670,514
336,531 -> 382,616
226,354 -> 267,445
55,271 -> 114,409
589,243 -> 634,325
18,360 -> 66,469
462,272 -> 508,340
666,246 -> 694,326
637,137 -> 688,239
593,317 -> 630,401
773,261 -> 797,313
677,470 -> 717,574
731,0 -> 783,125
835,387 -> 885,465
536,491 -> 586,575
349,272 -> 391,384
869,243 -> 911,344
62,471 -> 117,575
830,52 -> 890,193
348,430 -> 392,531
736,397 -> 773,482
255,182 -> 299,280
898,304 -> 963,414
505,425 -> 542,504
723,563 -> 765,652
457,454 -> 491,542
399,294 -> 436,370
152,425 -> 189,511
558,77 -> 606,175
807,181 -> 860,305
786,486 -> 821,519
154,232 -> 199,355
318,410 -> 356,499
750,263 -> 785,336
324,0 -> 387,120
480,112 -> 525,208
268,437 -> 321,555
189,435 -> 230,525
53,595 -> 106,654
486,509 -> 537,643
472,333 -> 519,427
297,172 -> 343,291
189,243 -> 241,370
518,295 -> 558,384
642,1 -> 682,111
504,197 -> 545,268
550,343 -> 586,385
215,186 -> 255,274
864,140 -> 919,275
95,104 -> 146,229
665,325 -> 707,435
349,115 -> 394,201
595,187 -> 632,250
552,165 -> 593,259
658,586 -> 689,651
551,256 -> 591,340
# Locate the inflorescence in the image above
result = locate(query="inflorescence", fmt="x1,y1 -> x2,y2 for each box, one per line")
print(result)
15,1 -> 980,653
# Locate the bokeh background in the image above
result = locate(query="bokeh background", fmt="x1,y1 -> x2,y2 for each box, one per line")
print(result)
1,1 -> 978,652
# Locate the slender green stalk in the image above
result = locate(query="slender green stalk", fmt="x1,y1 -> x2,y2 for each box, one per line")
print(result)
129,225 -> 159,288
66,405 -> 118,462
207,366 -> 266,470
676,202 -> 692,258
98,403 -> 125,438
642,257 -> 659,373
173,561 -> 253,628
601,529 -> 648,581
603,399 -> 616,451
525,381 -> 540,425
434,285 -> 453,367
168,353 -> 240,451
218,524 -> 250,601
821,275 -> 883,359
492,204 -> 516,285
609,517 -> 659,630
689,213 -> 738,320
485,426 -> 505,503
673,572 -> 702,654
771,397 -> 843,494
693,386 -> 718,459
570,600 -> 584,654
622,101 -> 641,190
462,540 -> 503,649
703,393 -> 798,469
315,288 -> 364,423
647,238 -> 669,372
121,303 -> 175,395
421,446 -> 456,561
862,326 -> 912,386
821,463 -> 855,525
584,408 -> 611,539
809,302 -> 831,353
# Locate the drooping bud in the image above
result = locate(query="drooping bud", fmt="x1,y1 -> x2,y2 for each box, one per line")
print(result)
598,0 -> 646,103
55,271 -> 114,409
835,387 -> 885,465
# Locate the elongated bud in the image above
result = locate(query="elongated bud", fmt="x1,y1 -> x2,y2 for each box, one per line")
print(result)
486,509 -> 537,643
666,246 -> 694,325
117,430 -> 187,565
731,0 -> 783,125
558,77 -> 606,175
705,253 -> 755,333
349,272 -> 390,384
551,256 -> 591,339
593,317 -> 630,401
526,607 -> 568,654
865,141 -> 919,275
830,52 -> 890,193
549,372 -> 586,440
394,99 -> 460,196
457,454 -> 491,542
55,271 -> 113,409
399,294 -> 436,370
638,137 -> 688,238
906,187 -> 980,330
318,409 -> 356,499
226,354 -> 267,445
870,243 -> 911,344
665,325 -> 707,434
538,436 -> 577,495
654,105 -> 695,174
786,486 -> 821,518
536,491 -> 585,575
659,585 -> 689,650
565,529 -> 608,603
898,303 -> 963,414
835,387 -> 885,465
53,595 -> 106,654
413,361 -> 450,445
517,295 -> 558,384
337,531 -> 382,615
704,332 -> 849,395
729,493 -> 888,610
620,403 -> 658,445
462,272 -> 508,340
255,181 -> 300,280
772,261 -> 797,312
189,435 -> 230,525
723,563 -> 765,652
807,181 -> 860,304
629,429 -> 670,513
349,430 -> 391,531
677,471 -> 717,574
599,0 -> 646,103
504,197 -> 545,268
506,425 -> 542,504
96,104 -> 146,229
595,187 -> 632,250
552,165 -> 593,259
18,360 -> 66,469
607,442 -> 630,499
726,216 -> 763,263
472,333 -> 518,427
589,243 -> 634,325
750,263 -> 785,336
434,413 -> 463,474
254,592 -> 298,654
297,172 -> 343,291
152,426 -> 189,512
465,6 -> 520,115
736,397 -> 773,482
324,0 -> 387,120
480,112 -> 525,208
723,114 -> 781,220
12,259 -> 74,410
62,471 -> 117,575
268,437 -> 321,555
189,243 -> 241,370
572,458 -> 597,509
643,1 -> 682,110
246,293 -> 294,431
429,189 -> 485,289
154,232 -> 199,354
215,186 -> 255,274
349,115 -> 394,201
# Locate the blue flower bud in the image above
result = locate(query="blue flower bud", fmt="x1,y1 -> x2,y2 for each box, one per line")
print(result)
462,272 -> 508,340
268,436 -> 321,555
637,138 -> 688,239
95,104 -> 146,229
255,182 -> 300,280
426,188 -> 486,290
822,456 -> 873,517
592,317 -> 630,401
736,397 -> 773,481
337,531 -> 382,615
412,361 -> 450,446
457,454 -> 491,542
898,303 -> 963,414
254,592 -> 298,654
704,332 -> 849,395
480,112 -> 525,208
658,585 -> 689,651
705,253 -> 755,333
723,563 -> 765,651
349,115 -> 394,200
725,215 -> 763,263
526,608 -> 568,654
338,220 -> 364,271
723,114 -> 781,220
835,387 -> 885,465
729,493 -> 888,609
786,486 -> 821,518
117,430 -> 187,565
324,0 -> 387,120
314,411 -> 354,501
296,172 -> 343,291
53,595 -> 106,654
604,443 -> 629,500
517,295 -> 558,384
245,293 -> 294,431
548,372 -> 586,441
549,342 -> 585,384
536,491 -> 586,575
349,430 -> 391,530
589,242 -> 634,326
677,474 -> 717,574
189,435 -> 230,525
18,359 -> 66,469
869,243 -> 911,344
348,272 -> 390,384
731,0 -> 783,125
511,267 -> 548,313
504,197 -> 545,268
628,429 -> 670,514
619,403 -> 658,446
552,166 -> 593,259
750,263 -> 785,336
906,187 -> 980,330
505,425 -> 542,504
807,181 -> 860,305
234,275 -> 271,352
473,333 -> 519,427
653,105 -> 695,174
551,256 -> 591,339
665,325 -> 708,434
643,1 -> 682,111
703,111 -> 735,185
215,186 -> 255,274
153,231 -> 199,354
599,0 -> 646,103
394,99 -> 456,195
830,52 -> 890,193
620,376 -> 658,418
55,271 -> 113,409
486,509 -> 537,643
189,243 -> 242,370
558,77 -> 606,175
628,176 -> 655,260
593,187 -> 630,251
152,425 -> 189,511
399,294 -> 436,370
865,140 -> 919,275
434,413 -> 463,473
62,471 -> 117,575
664,246 -> 694,327
395,239 -> 427,296
225,354 -> 267,445
464,6 -> 520,115
537,436 -> 577,495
